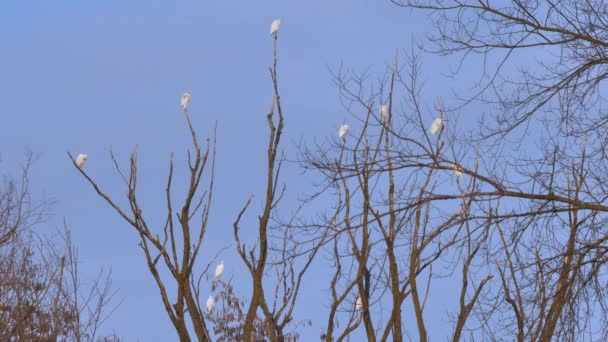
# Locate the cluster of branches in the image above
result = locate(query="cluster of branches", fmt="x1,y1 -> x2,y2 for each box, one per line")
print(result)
206,277 -> 306,342
71,32 -> 320,342
0,155 -> 118,341
299,56 -> 497,341
394,0 -> 608,143
295,1 -> 608,340
70,1 -> 608,341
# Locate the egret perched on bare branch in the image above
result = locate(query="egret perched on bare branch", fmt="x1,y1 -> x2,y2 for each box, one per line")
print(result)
206,295 -> 214,313
270,19 -> 281,37
215,260 -> 224,279
380,105 -> 389,122
430,118 -> 444,134
355,296 -> 363,310
452,164 -> 462,179
339,124 -> 351,139
75,154 -> 88,169
181,93 -> 192,111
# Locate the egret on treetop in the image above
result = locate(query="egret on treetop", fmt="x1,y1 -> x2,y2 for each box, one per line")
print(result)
380,105 -> 389,122
76,154 -> 88,169
270,19 -> 281,36
339,124 -> 351,139
206,296 -> 214,313
430,118 -> 444,134
355,296 -> 363,310
215,260 -> 224,279
452,164 -> 462,179
181,93 -> 192,111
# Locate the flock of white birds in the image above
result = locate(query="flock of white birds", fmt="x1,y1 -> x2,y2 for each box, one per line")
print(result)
72,20 -> 463,321
206,260 -> 225,314
339,105 -> 444,140
338,105 -> 461,179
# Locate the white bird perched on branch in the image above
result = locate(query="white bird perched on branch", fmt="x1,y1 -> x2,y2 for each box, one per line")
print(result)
452,163 -> 462,179
270,19 -> 281,37
380,105 -> 389,122
75,154 -> 88,169
215,260 -> 224,279
339,124 -> 351,139
355,296 -> 363,310
206,295 -> 214,313
181,93 -> 192,111
430,118 -> 444,134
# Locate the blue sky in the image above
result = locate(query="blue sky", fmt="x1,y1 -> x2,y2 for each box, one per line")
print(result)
0,1 -> 485,340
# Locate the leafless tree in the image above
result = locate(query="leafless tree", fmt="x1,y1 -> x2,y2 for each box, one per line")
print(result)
233,30 -> 323,342
0,154 -> 45,247
207,276 -> 303,342
0,156 -> 117,341
293,1 -> 608,340
297,54 -> 492,341
294,34 -> 608,341
71,26 -> 323,342
65,2 -> 608,341
392,1 -> 608,340
70,104 -> 216,341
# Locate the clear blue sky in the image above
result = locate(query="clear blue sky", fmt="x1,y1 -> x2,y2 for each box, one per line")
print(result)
0,1 -> 481,340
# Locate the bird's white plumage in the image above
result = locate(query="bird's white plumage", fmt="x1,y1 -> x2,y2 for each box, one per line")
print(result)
355,296 -> 363,310
181,93 -> 192,111
215,260 -> 224,279
76,154 -> 88,169
380,105 -> 389,122
339,124 -> 351,139
430,118 -> 444,134
270,19 -> 281,36
452,164 -> 462,179
206,296 -> 214,313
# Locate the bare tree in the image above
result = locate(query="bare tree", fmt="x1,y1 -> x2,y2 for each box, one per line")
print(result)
70,104 -> 216,341
63,2 -> 608,340
298,53 -> 490,341
0,156 -> 117,341
391,1 -> 608,340
0,154 -> 45,247
234,30 -> 323,342
71,24 -> 322,342
293,1 -> 608,340
206,276 -> 301,341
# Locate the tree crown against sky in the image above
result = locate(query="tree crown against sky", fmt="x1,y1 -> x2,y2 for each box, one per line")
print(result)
3,0 -> 608,341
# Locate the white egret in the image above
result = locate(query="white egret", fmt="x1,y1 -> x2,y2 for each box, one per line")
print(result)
75,154 -> 88,169
452,164 -> 462,179
355,296 -> 363,310
181,93 -> 192,111
380,105 -> 389,122
206,295 -> 214,313
339,124 -> 351,139
270,19 -> 281,36
430,118 -> 444,134
215,260 -> 224,279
